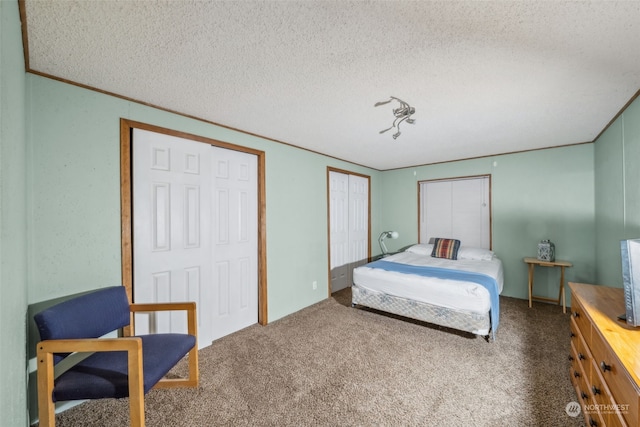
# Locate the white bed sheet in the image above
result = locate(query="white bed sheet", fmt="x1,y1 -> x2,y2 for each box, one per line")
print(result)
352,251 -> 504,314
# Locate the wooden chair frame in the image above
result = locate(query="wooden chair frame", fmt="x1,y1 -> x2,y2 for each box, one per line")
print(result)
36,301 -> 199,427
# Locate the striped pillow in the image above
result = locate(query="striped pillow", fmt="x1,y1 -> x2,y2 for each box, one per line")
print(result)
431,238 -> 461,260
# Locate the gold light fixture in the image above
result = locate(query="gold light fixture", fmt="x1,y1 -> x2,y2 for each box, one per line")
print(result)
375,96 -> 416,139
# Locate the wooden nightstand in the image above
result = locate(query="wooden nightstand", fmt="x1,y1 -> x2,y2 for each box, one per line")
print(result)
523,257 -> 572,313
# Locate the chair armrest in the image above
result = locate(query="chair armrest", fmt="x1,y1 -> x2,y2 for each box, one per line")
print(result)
37,337 -> 142,354
37,337 -> 144,379
128,301 -> 199,388
129,302 -> 197,338
130,301 -> 196,312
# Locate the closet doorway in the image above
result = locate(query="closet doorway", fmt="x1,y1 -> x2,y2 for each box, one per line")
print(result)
418,175 -> 491,249
327,168 -> 370,294
120,120 -> 267,349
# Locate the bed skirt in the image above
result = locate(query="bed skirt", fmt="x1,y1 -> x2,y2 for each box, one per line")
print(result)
351,284 -> 491,337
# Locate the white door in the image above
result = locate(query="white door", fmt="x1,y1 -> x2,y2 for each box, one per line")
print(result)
211,147 -> 258,340
133,129 -> 258,348
419,176 -> 490,249
329,171 -> 369,293
329,171 -> 350,292
133,129 -> 213,344
349,175 -> 369,269
421,180 -> 453,242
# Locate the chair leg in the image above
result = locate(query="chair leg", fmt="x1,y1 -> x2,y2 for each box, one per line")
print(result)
187,303 -> 199,387
36,346 -> 56,427
127,341 -> 145,427
129,393 -> 145,427
188,345 -> 199,387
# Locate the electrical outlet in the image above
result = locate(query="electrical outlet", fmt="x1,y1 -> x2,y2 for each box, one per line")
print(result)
312,281 -> 317,290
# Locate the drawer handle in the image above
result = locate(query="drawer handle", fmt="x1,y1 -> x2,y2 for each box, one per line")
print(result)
581,391 -> 588,400
591,385 -> 601,395
600,361 -> 611,372
573,371 -> 580,378
589,417 -> 598,427
568,355 -> 574,362
578,353 -> 585,361
573,311 -> 580,318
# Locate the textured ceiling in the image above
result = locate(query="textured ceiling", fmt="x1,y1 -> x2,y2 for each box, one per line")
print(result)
23,1 -> 640,170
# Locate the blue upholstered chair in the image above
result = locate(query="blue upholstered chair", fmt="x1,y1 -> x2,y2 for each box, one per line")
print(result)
34,286 -> 198,427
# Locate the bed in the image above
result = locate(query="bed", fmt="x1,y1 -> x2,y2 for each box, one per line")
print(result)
351,241 -> 504,340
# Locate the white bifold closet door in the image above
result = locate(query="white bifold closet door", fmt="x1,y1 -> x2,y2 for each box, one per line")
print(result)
329,171 -> 368,293
133,129 -> 257,349
419,176 -> 490,249
210,147 -> 258,340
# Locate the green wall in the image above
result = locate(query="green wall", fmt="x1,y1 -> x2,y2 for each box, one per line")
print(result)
25,76 -> 381,422
4,2 -> 639,423
0,0 -> 29,426
595,95 -> 640,285
26,75 -> 380,319
379,144 -> 596,302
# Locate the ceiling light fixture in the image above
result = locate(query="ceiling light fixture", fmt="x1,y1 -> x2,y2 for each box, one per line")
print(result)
375,96 -> 416,139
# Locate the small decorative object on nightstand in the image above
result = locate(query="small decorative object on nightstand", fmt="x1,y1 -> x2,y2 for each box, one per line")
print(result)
537,239 -> 555,262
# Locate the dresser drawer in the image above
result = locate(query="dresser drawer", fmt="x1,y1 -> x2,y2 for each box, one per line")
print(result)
588,362 -> 628,427
590,328 -> 638,427
570,316 -> 593,374
590,358 -> 611,406
586,412 -> 606,427
570,295 -> 591,345
570,324 -> 594,408
570,350 -> 591,404
607,408 -> 628,427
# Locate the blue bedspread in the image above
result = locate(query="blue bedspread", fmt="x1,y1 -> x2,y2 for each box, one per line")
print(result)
366,260 -> 500,339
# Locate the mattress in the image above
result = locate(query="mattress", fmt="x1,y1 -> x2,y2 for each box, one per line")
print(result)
352,251 -> 504,314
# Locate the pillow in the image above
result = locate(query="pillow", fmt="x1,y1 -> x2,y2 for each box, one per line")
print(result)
457,246 -> 495,261
431,238 -> 461,260
405,244 -> 433,256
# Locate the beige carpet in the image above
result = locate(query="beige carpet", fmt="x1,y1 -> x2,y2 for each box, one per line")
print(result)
48,289 -> 583,426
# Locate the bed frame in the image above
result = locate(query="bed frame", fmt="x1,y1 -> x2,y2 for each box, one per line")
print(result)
351,283 -> 491,340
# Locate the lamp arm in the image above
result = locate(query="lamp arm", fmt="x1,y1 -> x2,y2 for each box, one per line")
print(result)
378,231 -> 394,255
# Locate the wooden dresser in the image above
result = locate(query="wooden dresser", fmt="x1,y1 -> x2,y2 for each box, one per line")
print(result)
569,282 -> 640,427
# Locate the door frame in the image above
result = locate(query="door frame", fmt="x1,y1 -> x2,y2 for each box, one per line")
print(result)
120,119 -> 268,331
326,167 -> 371,297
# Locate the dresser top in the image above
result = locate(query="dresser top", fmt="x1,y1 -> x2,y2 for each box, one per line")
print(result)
569,282 -> 640,387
